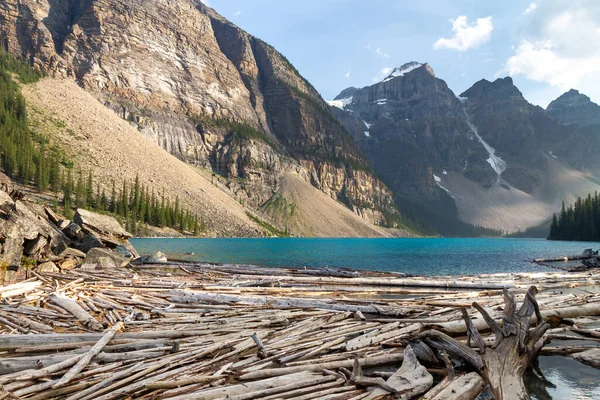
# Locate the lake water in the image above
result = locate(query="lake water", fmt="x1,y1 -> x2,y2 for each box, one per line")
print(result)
130,238 -> 599,275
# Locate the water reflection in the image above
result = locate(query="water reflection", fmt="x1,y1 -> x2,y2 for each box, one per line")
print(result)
527,356 -> 600,399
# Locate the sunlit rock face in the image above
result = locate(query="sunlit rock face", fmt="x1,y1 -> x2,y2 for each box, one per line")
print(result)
0,0 -> 398,225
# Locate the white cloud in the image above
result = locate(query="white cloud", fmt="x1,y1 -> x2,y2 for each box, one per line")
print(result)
375,47 -> 391,59
372,67 -> 393,82
234,10 -> 241,16
344,70 -> 351,78
434,15 -> 494,52
524,3 -> 537,15
505,2 -> 600,98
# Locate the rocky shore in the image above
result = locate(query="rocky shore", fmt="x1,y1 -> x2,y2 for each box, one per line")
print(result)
0,184 -> 139,285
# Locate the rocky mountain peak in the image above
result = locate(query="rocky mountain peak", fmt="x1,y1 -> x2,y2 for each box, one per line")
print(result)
334,87 -> 359,101
547,89 -> 600,127
381,62 -> 431,83
460,77 -> 525,104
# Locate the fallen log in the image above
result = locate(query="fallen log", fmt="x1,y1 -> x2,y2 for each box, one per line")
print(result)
239,352 -> 405,380
53,321 -> 124,388
48,293 -> 103,331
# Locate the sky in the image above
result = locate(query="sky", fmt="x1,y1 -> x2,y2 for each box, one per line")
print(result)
203,0 -> 600,108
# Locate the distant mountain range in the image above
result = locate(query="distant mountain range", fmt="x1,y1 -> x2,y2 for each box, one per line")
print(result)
2,0 -> 599,237
329,62 -> 600,235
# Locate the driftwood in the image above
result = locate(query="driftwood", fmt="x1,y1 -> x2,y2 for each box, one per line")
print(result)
0,261 -> 598,399
421,286 -> 550,399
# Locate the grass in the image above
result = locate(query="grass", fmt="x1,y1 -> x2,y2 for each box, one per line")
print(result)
245,211 -> 289,237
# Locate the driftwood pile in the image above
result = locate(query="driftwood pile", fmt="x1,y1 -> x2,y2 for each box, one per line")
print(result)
0,263 -> 599,399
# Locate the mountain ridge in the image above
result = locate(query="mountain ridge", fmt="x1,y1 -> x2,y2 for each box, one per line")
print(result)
329,61 -> 600,234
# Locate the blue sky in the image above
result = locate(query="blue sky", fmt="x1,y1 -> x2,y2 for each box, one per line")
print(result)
205,0 -> 600,108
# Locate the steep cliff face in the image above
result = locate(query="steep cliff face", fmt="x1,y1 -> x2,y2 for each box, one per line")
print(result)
330,63 -> 492,201
547,89 -> 600,127
0,0 -> 397,227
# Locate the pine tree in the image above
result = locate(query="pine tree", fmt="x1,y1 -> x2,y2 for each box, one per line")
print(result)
110,180 -> 117,213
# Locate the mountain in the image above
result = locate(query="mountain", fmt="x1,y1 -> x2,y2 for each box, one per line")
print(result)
330,62 -> 600,234
0,0 -> 406,237
547,89 -> 600,127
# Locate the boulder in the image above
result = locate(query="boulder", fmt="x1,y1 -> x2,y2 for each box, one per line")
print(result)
140,251 -> 168,263
63,222 -> 84,241
74,209 -> 132,239
74,234 -> 105,253
83,247 -> 130,268
56,219 -> 71,230
44,206 -> 62,225
114,245 -> 134,259
58,257 -> 78,271
37,261 -> 59,273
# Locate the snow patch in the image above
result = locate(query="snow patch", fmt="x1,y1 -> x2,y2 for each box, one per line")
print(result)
457,96 -> 468,103
327,96 -> 353,110
464,111 -> 507,182
363,120 -> 372,129
549,151 -> 558,159
364,131 -> 370,137
382,62 -> 423,82
375,98 -> 387,105
443,169 -> 448,175
433,174 -> 453,197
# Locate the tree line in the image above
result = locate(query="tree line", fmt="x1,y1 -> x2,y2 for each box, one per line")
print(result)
549,193 -> 600,241
59,170 -> 205,236
0,48 -> 204,236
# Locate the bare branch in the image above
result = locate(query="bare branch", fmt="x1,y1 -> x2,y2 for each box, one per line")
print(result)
420,330 -> 484,371
472,302 -> 503,348
461,308 -> 486,353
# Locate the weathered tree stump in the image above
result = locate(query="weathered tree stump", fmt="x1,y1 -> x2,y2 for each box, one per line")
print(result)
420,286 -> 550,400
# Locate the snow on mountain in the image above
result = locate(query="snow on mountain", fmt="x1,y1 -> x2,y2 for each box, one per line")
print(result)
382,62 -> 423,83
464,111 -> 507,182
327,96 -> 353,110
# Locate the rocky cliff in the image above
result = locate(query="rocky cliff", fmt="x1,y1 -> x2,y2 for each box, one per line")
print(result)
547,89 -> 600,127
0,0 -> 398,228
330,62 -> 600,234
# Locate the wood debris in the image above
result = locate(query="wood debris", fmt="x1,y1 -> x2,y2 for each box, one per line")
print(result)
0,262 -> 599,399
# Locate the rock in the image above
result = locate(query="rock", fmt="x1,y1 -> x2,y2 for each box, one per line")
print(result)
83,247 -> 130,268
44,206 -> 62,225
74,234 -> 105,253
58,257 -> 78,271
74,209 -> 132,239
140,251 -> 168,263
114,245 -> 134,259
23,235 -> 48,258
0,190 -> 14,218
63,222 -> 84,241
64,247 -> 87,259
57,220 -> 71,230
37,261 -> 59,273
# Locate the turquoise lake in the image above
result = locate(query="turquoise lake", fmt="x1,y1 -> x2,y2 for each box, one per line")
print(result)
130,237 -> 599,275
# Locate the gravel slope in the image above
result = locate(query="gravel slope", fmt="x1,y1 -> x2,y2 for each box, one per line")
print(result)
23,78 -> 263,237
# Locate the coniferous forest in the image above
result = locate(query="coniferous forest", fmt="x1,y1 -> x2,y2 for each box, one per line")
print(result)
0,49 -> 204,237
549,193 -> 600,241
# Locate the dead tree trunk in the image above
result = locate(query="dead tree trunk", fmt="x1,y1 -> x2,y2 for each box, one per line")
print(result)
420,286 -> 550,400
